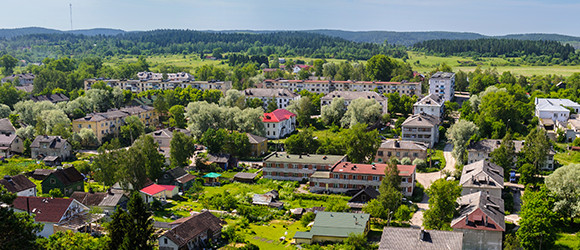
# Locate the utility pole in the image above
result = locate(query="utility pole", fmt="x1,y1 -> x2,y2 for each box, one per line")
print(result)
69,3 -> 73,31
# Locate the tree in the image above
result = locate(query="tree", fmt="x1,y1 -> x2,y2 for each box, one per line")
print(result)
395,204 -> 412,221
107,207 -> 130,250
0,54 -> 18,74
246,98 -> 264,110
342,124 -> 381,163
400,157 -> 412,165
120,115 -> 145,146
131,135 -> 164,185
490,133 -> 516,180
362,199 -> 385,218
446,120 -> 478,164
219,89 -> 245,108
200,128 -> 228,153
168,105 -> 186,129
265,97 -> 278,113
366,54 -> 395,81
321,97 -> 346,126
545,164 -> 580,223
287,97 -> 313,128
284,128 -> 320,154
223,131 -> 252,158
423,179 -> 462,230
170,131 -> 196,167
0,186 -> 43,249
153,94 -> 168,114
340,98 -> 382,128
343,233 -> 371,250
521,127 -> 551,172
322,62 -> 338,80
0,104 -> 10,118
517,187 -> 558,250
108,193 -> 154,250
39,231 -> 108,250
377,161 -> 403,222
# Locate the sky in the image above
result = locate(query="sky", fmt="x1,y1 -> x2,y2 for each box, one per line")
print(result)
2,0 -> 580,36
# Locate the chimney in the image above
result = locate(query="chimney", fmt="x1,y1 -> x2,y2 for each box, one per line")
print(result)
394,140 -> 400,148
419,230 -> 427,241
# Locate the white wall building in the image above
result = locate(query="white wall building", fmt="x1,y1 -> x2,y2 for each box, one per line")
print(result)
401,114 -> 440,148
262,109 -> 296,139
429,72 -> 455,102
321,91 -> 388,113
241,88 -> 300,110
535,98 -> 580,122
413,93 -> 444,119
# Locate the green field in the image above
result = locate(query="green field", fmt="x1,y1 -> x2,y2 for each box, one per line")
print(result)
554,151 -> 580,166
555,232 -> 580,249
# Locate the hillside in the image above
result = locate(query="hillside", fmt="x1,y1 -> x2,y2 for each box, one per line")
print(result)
0,27 -> 125,38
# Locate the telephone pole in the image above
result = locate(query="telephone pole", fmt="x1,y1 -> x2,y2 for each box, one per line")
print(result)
69,3 -> 73,31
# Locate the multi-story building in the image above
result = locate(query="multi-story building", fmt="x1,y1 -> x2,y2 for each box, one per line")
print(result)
535,98 -> 580,122
401,114 -> 440,148
0,118 -> 23,158
84,79 -> 231,94
309,162 -> 416,196
467,139 -> 556,170
262,152 -> 347,182
321,91 -> 388,113
30,135 -> 72,161
413,93 -> 444,119
460,160 -> 504,197
241,88 -> 300,110
261,79 -> 421,96
262,109 -> 296,139
429,72 -> 455,102
1,73 -> 35,85
374,140 -> 428,163
137,71 -> 194,82
72,105 -> 159,142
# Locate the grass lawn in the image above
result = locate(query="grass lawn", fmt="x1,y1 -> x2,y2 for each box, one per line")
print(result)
554,233 -> 580,249
0,157 -> 44,176
242,220 -> 308,250
554,151 -> 580,166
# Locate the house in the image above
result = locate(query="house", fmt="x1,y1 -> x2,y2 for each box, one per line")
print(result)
460,160 -> 504,197
452,191 -> 505,250
261,79 -> 421,96
262,152 -> 347,182
466,139 -> 556,171
70,190 -> 129,214
401,113 -> 440,148
347,186 -> 380,210
0,118 -> 23,158
41,167 -> 85,196
1,73 -> 35,85
247,133 -> 268,157
375,140 -> 428,163
140,184 -> 178,203
0,175 -> 36,196
205,153 -> 237,170
29,93 -> 70,103
158,167 -> 196,192
149,128 -> 191,148
262,109 -> 297,139
413,94 -> 444,119
428,71 -> 455,102
321,91 -> 388,113
535,98 -> 580,122
294,212 -> 370,244
378,227 -> 463,250
158,211 -> 223,250
30,135 -> 72,161
233,172 -> 259,183
309,162 -> 416,196
252,190 -> 284,208
202,172 -> 221,185
293,64 -> 311,74
12,197 -> 91,238
30,169 -> 55,181
241,88 -> 300,110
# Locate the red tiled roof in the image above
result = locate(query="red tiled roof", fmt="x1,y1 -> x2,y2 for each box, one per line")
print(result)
262,109 -> 296,123
331,162 -> 416,176
140,184 -> 166,195
159,185 -> 178,191
12,197 -> 73,223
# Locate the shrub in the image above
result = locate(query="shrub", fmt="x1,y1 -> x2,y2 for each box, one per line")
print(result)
300,212 -> 316,227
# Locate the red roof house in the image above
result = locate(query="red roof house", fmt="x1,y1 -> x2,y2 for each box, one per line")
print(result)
140,184 -> 178,203
262,109 -> 297,139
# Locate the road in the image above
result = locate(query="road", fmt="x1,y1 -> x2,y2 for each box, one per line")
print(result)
410,143 -> 456,228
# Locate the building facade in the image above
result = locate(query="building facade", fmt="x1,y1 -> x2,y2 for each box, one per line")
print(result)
159,211 -> 223,250
30,135 -> 72,160
0,175 -> 37,196
452,192 -> 505,250
428,72 -> 455,102
413,93 -> 444,119
262,109 -> 296,139
84,79 -> 231,93
401,114 -> 440,148
247,133 -> 268,157
374,140 -> 428,163
460,160 -> 504,198
321,91 -> 388,113
241,88 -> 300,110
467,139 -> 556,171
41,167 -> 85,196
261,79 -> 421,96
262,152 -> 347,182
0,118 -> 23,158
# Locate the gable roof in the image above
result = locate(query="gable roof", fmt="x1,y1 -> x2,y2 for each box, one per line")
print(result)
379,140 -> 428,151
246,133 -> 267,144
294,212 -> 370,239
262,109 -> 296,123
140,184 -> 176,196
460,160 -> 504,189
162,211 -> 223,247
451,191 -> 505,232
70,191 -> 127,207
30,135 -> 70,150
12,197 -> 76,223
30,93 -> 70,103
0,175 -> 36,193
430,71 -> 455,79
0,133 -> 18,146
43,167 -> 84,186
166,167 -> 187,180
535,98 -> 580,108
402,113 -> 440,127
348,187 -> 380,202
233,172 -> 258,180
149,128 -> 191,139
414,94 -> 444,107
379,227 -> 463,250
0,118 -> 16,133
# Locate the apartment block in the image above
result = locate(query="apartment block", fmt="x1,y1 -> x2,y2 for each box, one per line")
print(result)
262,152 -> 347,182
261,79 -> 420,96
84,79 -> 231,93
429,72 -> 455,102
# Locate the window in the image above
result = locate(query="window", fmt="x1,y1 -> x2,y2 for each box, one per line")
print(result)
372,176 -> 379,181
377,151 -> 383,156
343,175 -> 348,179
413,153 -> 418,157
333,174 -> 339,179
78,124 -> 82,128
333,183 -> 339,188
88,124 -> 92,128
396,152 -> 400,157
292,164 -> 298,169
50,179 -> 56,184
312,165 -> 317,170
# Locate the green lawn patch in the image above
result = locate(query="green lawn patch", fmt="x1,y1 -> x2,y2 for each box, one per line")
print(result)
0,157 -> 45,176
554,232 -> 580,249
554,151 -> 580,166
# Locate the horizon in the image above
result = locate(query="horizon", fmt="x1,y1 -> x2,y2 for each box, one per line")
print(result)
2,0 -> 580,37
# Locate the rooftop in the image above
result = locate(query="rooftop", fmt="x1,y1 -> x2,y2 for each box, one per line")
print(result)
460,160 -> 504,189
430,71 -> 455,79
379,140 -> 428,151
451,191 -> 505,232
12,197 -> 81,223
140,184 -> 177,196
262,109 -> 296,123
294,212 -> 370,239
263,152 -> 346,165
30,135 -> 70,150
321,91 -> 386,102
402,113 -> 440,127
331,162 -> 416,177
149,128 -> 191,139
379,227 -> 463,250
42,167 -> 84,186
414,94 -> 444,107
246,133 -> 268,144
162,211 -> 223,247
0,175 -> 36,193
242,88 -> 299,98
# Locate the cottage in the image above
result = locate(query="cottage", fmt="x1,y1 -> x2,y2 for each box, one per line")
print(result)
262,109 -> 296,139
30,135 -> 72,162
158,211 -> 223,250
0,118 -> 23,158
149,127 -> 191,148
158,167 -> 196,192
378,227 -> 463,250
347,187 -> 380,210
252,190 -> 283,208
467,139 -> 556,170
247,133 -> 268,157
294,212 -> 370,244
30,169 -> 55,181
202,172 -> 221,185
460,160 -> 504,197
205,153 -> 237,170
375,140 -> 428,163
41,167 -> 85,196
401,113 -> 440,148
0,174 -> 36,196
262,152 -> 347,182
140,184 -> 178,203
70,190 -> 129,214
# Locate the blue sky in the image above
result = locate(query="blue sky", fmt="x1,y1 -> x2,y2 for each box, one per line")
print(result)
3,0 -> 580,36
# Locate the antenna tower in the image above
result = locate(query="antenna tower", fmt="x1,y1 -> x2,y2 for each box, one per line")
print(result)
69,3 -> 73,31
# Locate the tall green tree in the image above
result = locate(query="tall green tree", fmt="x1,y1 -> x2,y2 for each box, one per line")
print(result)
168,105 -> 186,128
521,127 -> 551,173
517,187 -> 558,250
423,179 -> 462,230
321,97 -> 346,126
266,97 -> 278,113
446,120 -> 479,164
340,98 -> 382,128
377,161 -> 402,221
545,164 -> 580,223
107,207 -> 130,250
120,115 -> 145,146
284,128 -> 320,154
342,123 -> 381,163
366,54 -> 395,81
287,96 -> 314,128
0,54 -> 18,75
170,131 -> 196,167
490,133 -> 516,180
124,193 -> 155,249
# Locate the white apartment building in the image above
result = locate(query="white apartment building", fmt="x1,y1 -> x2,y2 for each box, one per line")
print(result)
241,88 -> 300,110
413,93 -> 444,119
262,109 -> 296,139
401,113 -> 440,148
429,72 -> 455,102
84,79 -> 231,94
261,79 -> 421,96
320,91 -> 388,114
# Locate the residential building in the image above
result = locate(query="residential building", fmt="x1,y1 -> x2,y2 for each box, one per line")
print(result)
347,187 -> 380,210
321,91 -> 388,113
401,114 -> 440,148
261,79 -> 421,96
378,227 -> 463,250
294,212 -> 370,244
70,190 -> 129,214
0,118 -> 23,158
293,64 -> 311,73
241,88 -> 300,110
428,71 -> 455,102
467,139 -> 556,170
1,73 -> 35,84
262,152 -> 347,182
84,78 -> 231,93
148,128 -> 191,164
158,167 -> 196,192
374,140 -> 428,163
30,135 -> 72,161
29,93 -> 70,103
460,160 -> 504,197
233,172 -> 259,183
204,153 -> 238,170
413,93 -> 444,119
41,167 -> 85,196
30,169 -> 55,181
452,192 -> 505,250
262,109 -> 296,139
137,71 -> 194,82
140,184 -> 178,203
252,190 -> 284,208
0,175 -> 36,196
158,211 -> 223,250
119,105 -> 159,127
309,162 -> 416,196
12,197 -> 91,238
247,133 -> 268,157
535,98 -> 580,122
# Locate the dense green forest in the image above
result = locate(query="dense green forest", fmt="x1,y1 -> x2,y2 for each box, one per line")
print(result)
414,39 -> 579,65
0,30 -> 407,62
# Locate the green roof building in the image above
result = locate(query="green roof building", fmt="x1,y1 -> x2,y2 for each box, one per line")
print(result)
294,212 -> 370,244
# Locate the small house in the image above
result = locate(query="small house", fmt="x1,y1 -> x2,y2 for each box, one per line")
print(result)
202,172 -> 221,185
0,174 -> 36,196
140,184 -> 178,203
158,167 -> 196,192
158,211 -> 223,250
233,172 -> 258,183
41,167 -> 85,196
294,212 -> 370,244
70,189 -> 129,214
347,187 -> 380,210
